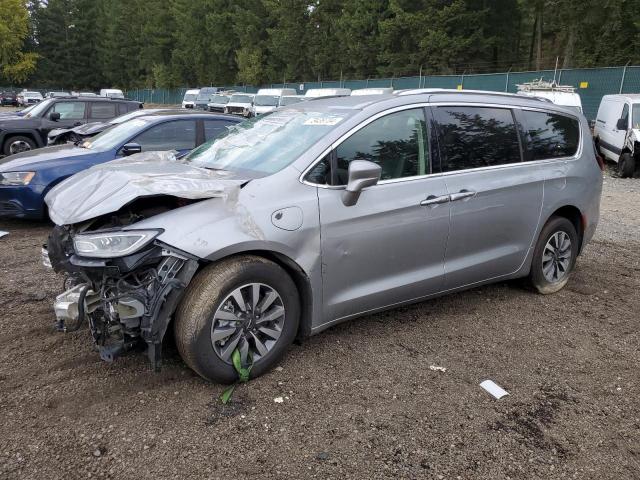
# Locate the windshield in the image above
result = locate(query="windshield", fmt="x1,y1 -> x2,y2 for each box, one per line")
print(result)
209,95 -> 229,104
196,93 -> 212,101
633,104 -> 640,129
51,92 -> 68,97
183,93 -> 197,101
229,94 -> 253,104
183,109 -> 349,175
82,118 -> 149,150
24,98 -> 54,117
254,95 -> 279,107
24,91 -> 41,97
279,96 -> 302,106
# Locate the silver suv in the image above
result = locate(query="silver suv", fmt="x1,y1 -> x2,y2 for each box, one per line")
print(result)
45,90 -> 603,383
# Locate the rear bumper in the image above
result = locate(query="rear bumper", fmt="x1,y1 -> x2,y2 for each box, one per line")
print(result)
0,184 -> 47,219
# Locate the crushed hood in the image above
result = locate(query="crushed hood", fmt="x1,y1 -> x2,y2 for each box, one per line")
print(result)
49,121 -> 111,138
45,151 -> 248,226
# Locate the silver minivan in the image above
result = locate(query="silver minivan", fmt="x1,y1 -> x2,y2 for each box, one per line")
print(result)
45,90 -> 603,383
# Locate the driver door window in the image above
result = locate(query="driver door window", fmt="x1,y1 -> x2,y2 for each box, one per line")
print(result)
332,108 -> 428,185
131,120 -> 197,151
48,101 -> 86,120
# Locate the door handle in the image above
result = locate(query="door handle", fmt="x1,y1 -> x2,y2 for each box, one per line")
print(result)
420,194 -> 450,206
449,189 -> 477,202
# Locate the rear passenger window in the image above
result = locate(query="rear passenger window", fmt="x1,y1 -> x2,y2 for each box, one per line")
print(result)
333,108 -> 428,185
435,106 -> 521,172
90,103 -> 117,119
522,110 -> 580,160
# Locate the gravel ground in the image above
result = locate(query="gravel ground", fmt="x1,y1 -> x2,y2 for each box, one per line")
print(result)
0,170 -> 638,480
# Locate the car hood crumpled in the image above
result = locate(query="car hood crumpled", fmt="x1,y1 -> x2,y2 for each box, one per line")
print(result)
45,151 -> 248,226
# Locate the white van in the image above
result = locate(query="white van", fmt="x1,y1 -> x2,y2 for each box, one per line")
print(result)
304,88 -> 351,98
594,94 -> 640,177
516,81 -> 583,113
100,88 -> 125,99
182,89 -> 200,109
251,88 -> 298,116
256,88 -> 297,97
351,88 -> 394,96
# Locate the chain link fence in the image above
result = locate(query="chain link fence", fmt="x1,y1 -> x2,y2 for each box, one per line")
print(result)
5,65 -> 639,120
124,65 -> 640,120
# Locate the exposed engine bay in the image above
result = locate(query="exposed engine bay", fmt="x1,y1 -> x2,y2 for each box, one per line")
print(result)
46,197 -> 200,370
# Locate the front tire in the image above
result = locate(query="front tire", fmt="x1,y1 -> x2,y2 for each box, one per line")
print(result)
3,135 -> 36,156
618,152 -> 635,178
529,216 -> 579,294
174,256 -> 300,384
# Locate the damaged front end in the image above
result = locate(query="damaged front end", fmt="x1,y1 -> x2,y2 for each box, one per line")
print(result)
46,215 -> 198,370
42,151 -> 249,371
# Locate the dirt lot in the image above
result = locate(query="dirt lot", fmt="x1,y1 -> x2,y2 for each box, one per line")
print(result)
0,170 -> 638,480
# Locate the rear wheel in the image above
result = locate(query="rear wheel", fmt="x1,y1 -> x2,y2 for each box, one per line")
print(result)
174,256 -> 300,383
529,216 -> 578,294
618,152 -> 635,178
3,135 -> 36,156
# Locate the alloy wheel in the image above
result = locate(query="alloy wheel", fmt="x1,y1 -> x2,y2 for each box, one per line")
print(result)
9,140 -> 32,155
211,283 -> 285,366
542,231 -> 572,283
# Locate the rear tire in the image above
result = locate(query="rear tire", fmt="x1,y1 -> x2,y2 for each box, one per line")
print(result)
618,152 -> 635,178
529,216 -> 579,294
174,256 -> 300,384
3,135 -> 36,156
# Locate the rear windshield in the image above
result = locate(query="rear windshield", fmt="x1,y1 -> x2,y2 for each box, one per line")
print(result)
183,109 -> 351,175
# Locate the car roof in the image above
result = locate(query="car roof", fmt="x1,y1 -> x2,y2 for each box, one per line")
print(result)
285,89 -> 575,114
48,96 -> 140,103
603,94 -> 640,102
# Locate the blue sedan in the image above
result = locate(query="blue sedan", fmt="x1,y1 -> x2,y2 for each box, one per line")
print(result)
0,111 -> 241,220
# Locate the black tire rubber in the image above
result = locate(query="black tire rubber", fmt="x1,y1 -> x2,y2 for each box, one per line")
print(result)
529,216 -> 579,294
174,255 -> 300,384
3,135 -> 36,156
618,152 -> 635,178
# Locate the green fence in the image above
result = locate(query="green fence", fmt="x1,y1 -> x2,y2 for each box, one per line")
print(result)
125,65 -> 640,120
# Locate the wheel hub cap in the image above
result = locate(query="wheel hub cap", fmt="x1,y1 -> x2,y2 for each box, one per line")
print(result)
542,231 -> 572,283
9,140 -> 32,155
211,283 -> 285,366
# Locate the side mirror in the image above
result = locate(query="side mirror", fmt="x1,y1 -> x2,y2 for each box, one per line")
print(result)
341,160 -> 381,207
49,112 -> 61,121
121,143 -> 142,156
616,118 -> 628,130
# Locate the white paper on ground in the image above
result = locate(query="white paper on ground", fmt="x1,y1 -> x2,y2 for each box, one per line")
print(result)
479,380 -> 509,399
0,231 -> 8,238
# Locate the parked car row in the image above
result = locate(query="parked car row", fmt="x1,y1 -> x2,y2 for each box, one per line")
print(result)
0,96 -> 143,156
1,87 -> 603,385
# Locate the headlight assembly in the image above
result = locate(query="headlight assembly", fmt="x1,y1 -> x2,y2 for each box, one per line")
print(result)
73,230 -> 161,258
0,171 -> 35,186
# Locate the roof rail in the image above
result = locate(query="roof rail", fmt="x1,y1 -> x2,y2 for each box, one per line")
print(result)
396,88 -> 551,102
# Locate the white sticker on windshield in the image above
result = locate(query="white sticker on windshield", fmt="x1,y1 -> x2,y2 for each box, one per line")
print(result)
303,116 -> 343,126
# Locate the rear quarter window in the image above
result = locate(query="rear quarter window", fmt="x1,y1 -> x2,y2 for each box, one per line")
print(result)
521,110 -> 580,160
